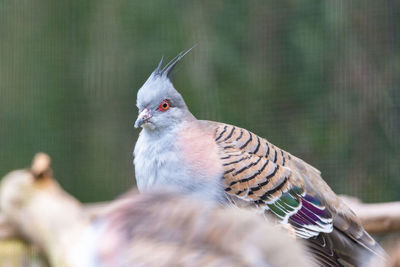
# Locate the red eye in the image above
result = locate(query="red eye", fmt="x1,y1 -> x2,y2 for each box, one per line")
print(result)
158,99 -> 170,112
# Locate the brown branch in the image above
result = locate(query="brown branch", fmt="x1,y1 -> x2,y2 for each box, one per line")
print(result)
0,153 -> 314,267
1,196 -> 399,242
0,156 -> 398,241
0,213 -> 20,240
340,195 -> 400,234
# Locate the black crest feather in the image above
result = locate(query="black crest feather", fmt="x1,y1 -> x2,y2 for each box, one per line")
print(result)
153,45 -> 196,78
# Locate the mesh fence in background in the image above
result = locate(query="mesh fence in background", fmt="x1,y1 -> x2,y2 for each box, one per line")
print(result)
0,0 -> 399,202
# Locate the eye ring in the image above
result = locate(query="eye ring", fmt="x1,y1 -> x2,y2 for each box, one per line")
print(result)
158,99 -> 170,112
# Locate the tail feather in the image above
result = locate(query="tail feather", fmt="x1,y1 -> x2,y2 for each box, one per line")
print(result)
329,227 -> 386,266
305,233 -> 343,267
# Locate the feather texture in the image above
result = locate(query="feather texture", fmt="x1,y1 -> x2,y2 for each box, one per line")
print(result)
211,122 -> 386,266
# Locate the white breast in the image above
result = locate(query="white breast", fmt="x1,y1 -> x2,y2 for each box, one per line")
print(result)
134,129 -> 179,191
133,126 -> 225,203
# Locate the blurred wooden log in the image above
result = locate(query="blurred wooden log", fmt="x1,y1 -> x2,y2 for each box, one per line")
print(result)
0,153 -> 91,267
340,196 -> 400,234
0,153 -> 314,267
0,239 -> 49,267
0,213 -> 20,240
0,152 -> 397,266
1,194 -> 399,242
386,241 -> 400,267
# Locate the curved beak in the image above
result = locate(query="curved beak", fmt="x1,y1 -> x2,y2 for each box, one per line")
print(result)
134,108 -> 152,128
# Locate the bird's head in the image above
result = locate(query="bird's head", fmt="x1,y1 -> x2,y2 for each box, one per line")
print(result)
135,48 -> 195,131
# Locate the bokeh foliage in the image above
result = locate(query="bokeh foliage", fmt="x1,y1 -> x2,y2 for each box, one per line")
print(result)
0,0 -> 399,202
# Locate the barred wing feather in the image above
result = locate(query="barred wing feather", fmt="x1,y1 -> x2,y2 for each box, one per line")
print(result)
215,124 -> 333,238
210,121 -> 386,266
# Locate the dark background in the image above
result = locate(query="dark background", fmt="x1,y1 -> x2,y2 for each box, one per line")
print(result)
1,1 -> 399,203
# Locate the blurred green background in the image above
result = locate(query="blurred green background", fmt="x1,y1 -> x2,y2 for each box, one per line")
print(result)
0,1 -> 399,203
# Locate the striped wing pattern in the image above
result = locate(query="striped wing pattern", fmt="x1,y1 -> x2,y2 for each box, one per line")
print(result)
214,124 -> 333,238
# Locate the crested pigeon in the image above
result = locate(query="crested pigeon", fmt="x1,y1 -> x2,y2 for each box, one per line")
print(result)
133,49 -> 386,266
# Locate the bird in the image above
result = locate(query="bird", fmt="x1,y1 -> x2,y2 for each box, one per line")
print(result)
133,48 -> 387,266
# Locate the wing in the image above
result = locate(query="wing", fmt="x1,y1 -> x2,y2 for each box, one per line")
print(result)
214,123 -> 333,238
211,122 -> 386,265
